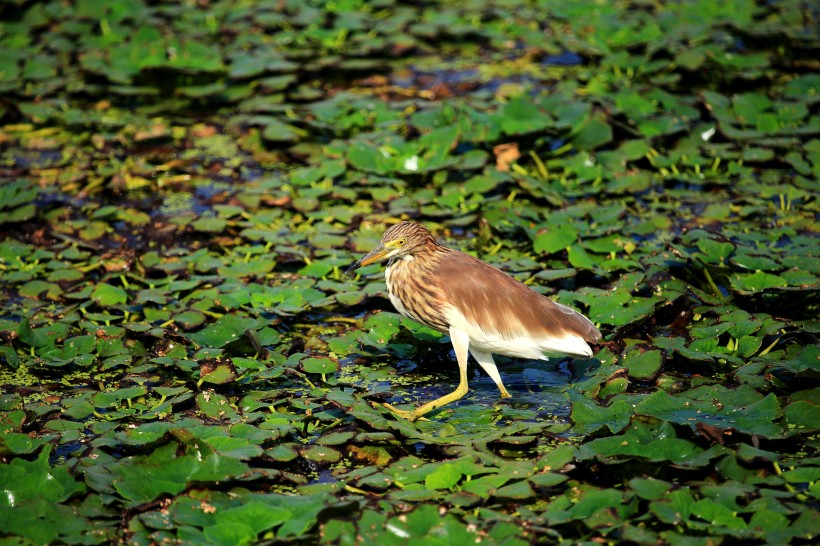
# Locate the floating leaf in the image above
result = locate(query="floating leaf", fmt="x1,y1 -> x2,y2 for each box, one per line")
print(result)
110,443 -> 249,506
533,224 -> 578,255
425,463 -> 462,490
730,271 -> 788,292
622,348 -> 663,380
496,96 -> 553,135
302,357 -> 339,375
570,397 -> 632,434
91,282 -> 128,306
199,358 -> 238,385
188,315 -> 267,348
635,388 -> 783,438
0,446 -> 87,543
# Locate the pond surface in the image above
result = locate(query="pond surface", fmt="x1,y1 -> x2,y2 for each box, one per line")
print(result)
0,0 -> 818,544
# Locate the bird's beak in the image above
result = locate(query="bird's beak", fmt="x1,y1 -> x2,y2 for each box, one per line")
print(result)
345,244 -> 389,276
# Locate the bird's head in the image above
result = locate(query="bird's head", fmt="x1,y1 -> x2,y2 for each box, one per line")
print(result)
346,221 -> 436,274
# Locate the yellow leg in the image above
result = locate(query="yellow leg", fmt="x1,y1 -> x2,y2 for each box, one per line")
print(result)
497,383 -> 512,399
470,348 -> 512,399
383,327 -> 472,422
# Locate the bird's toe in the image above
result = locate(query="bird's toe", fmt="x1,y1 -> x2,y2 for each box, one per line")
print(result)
381,402 -> 424,422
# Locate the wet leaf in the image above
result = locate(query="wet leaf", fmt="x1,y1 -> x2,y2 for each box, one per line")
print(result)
199,358 -> 238,385
110,442 -> 249,506
302,357 -> 339,375
570,397 -> 632,434
622,347 -> 663,380
629,478 -> 672,500
635,388 -> 783,438
496,96 -> 553,135
205,501 -> 291,544
571,115 -> 613,150
91,282 -> 128,306
533,224 -> 578,254
0,445 -> 87,543
188,315 -> 267,348
1,1 -> 817,543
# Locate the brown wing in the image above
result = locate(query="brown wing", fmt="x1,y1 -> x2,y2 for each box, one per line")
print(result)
435,250 -> 601,343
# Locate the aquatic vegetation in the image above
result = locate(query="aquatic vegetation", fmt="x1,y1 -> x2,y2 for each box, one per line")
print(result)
0,0 -> 817,543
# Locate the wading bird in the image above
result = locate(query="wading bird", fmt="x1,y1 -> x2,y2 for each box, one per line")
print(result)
347,221 -> 601,421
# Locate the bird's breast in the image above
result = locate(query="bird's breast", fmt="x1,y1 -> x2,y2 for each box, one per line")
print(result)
384,263 -> 408,316
384,260 -> 449,333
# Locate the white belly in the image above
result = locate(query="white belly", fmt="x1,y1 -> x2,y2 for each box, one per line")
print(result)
444,305 -> 593,360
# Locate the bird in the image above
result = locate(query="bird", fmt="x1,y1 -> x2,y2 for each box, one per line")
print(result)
346,221 -> 601,421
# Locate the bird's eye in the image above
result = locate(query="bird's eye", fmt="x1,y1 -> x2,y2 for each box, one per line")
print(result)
396,238 -> 406,246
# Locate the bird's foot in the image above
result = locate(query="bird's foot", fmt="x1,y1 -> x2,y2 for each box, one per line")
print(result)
381,403 -> 429,422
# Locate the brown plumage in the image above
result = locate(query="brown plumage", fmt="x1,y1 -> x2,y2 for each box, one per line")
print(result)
348,221 -> 601,421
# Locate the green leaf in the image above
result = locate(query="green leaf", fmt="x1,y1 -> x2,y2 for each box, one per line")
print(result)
462,474 -> 510,497
577,434 -> 705,465
528,472 -> 569,489
262,118 -> 302,142
635,389 -> 783,438
629,478 -> 671,500
649,488 -> 695,524
197,392 -> 240,421
497,96 -> 553,135
570,398 -> 632,434
568,243 -> 597,269
622,348 -> 663,380
111,443 -> 249,506
191,215 -> 227,233
495,480 -> 535,499
695,238 -> 734,263
19,280 -> 62,299
199,359 -> 238,385
0,443 -> 85,507
188,315 -> 267,348
207,501 -> 291,543
730,271 -> 788,292
749,510 -> 790,531
301,445 -> 341,463
571,114 -> 613,150
568,488 -> 623,519
301,357 -> 339,374
347,141 -> 381,172
204,437 -> 263,460
783,400 -> 820,432
690,498 -> 746,529
91,282 -> 128,306
536,444 -> 575,472
781,466 -> 820,484
17,318 -> 70,351
425,463 -> 462,490
175,310 -> 206,329
533,224 -> 578,255
0,345 -> 20,369
0,431 -> 51,455
360,312 -> 402,348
